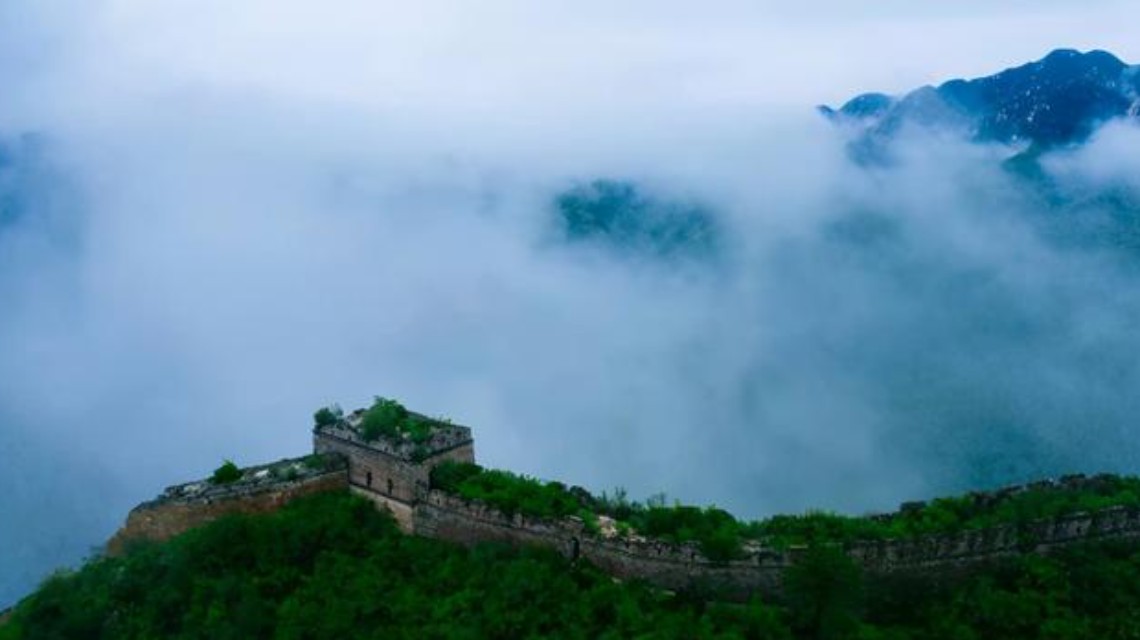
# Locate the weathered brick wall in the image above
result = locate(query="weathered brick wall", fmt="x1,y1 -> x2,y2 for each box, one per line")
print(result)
851,505 -> 1140,576
579,536 -> 789,597
430,442 -> 476,468
314,432 -> 426,502
313,432 -> 474,503
411,490 -> 1140,598
351,486 -> 417,532
413,490 -> 790,596
106,466 -> 348,555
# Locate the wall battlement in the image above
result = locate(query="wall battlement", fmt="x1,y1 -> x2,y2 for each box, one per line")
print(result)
316,409 -> 474,462
108,406 -> 1140,599
106,454 -> 348,555
136,453 -> 346,509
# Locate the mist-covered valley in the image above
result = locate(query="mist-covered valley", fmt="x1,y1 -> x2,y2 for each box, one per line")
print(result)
3,1 -> 1140,609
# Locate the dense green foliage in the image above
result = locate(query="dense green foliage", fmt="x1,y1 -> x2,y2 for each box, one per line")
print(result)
623,505 -> 744,562
209,460 -> 242,485
860,542 -> 1140,639
358,397 -> 432,443
783,547 -> 864,639
0,492 -> 791,639
8,490 -> 1140,639
430,462 -> 592,521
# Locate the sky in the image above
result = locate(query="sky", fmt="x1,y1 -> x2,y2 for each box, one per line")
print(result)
3,0 -> 1140,607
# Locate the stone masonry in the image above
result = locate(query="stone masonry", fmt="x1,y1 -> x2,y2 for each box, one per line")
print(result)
105,454 -> 347,555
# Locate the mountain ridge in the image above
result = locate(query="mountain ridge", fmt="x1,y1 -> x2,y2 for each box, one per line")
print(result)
822,48 -> 1140,150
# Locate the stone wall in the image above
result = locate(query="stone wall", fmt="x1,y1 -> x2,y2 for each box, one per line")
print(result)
314,431 -> 474,503
411,489 -> 1140,598
579,535 -> 789,597
851,505 -> 1140,576
413,490 -> 790,596
351,486 -> 416,532
106,456 -> 348,555
315,432 -> 426,502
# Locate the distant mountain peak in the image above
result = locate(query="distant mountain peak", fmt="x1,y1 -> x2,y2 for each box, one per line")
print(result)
825,48 -> 1140,153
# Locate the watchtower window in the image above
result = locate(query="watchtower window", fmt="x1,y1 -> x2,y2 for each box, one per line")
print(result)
366,471 -> 373,487
387,478 -> 394,495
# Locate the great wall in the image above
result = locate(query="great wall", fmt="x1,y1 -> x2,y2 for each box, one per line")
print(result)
107,403 -> 1140,599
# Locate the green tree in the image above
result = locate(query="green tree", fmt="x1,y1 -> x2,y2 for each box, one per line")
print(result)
211,460 -> 243,485
784,545 -> 864,639
360,397 -> 409,441
313,404 -> 343,428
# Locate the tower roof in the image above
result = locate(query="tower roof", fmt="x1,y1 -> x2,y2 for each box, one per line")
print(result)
315,404 -> 473,462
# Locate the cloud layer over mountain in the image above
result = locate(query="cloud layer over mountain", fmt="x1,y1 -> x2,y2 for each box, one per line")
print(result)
3,0 -> 1140,607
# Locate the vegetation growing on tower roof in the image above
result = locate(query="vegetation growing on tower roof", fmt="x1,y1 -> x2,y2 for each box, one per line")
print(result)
355,397 -> 433,444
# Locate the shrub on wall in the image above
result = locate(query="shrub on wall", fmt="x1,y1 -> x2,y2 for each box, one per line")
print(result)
360,397 -> 408,440
432,463 -> 586,520
313,405 -> 343,428
431,461 -> 599,523
357,397 -> 437,444
626,505 -> 747,561
211,460 -> 243,485
302,454 -> 334,472
430,461 -> 484,493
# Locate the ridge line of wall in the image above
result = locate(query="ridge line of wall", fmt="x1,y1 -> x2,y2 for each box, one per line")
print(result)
106,442 -> 1140,600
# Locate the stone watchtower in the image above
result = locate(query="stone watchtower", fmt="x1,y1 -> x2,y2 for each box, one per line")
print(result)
313,406 -> 475,531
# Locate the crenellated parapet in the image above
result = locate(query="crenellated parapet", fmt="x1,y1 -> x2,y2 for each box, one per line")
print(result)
851,504 -> 1140,576
414,488 -> 792,597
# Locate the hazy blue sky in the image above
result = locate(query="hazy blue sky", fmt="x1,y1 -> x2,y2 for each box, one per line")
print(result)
2,1 -> 1139,129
